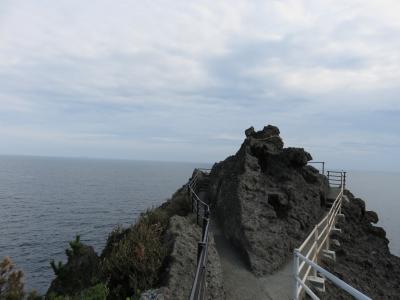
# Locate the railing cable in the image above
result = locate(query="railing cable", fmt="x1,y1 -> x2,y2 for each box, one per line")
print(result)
187,169 -> 211,300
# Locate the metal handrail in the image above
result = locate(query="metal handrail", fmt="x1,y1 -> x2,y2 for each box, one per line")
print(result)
296,173 -> 344,284
188,169 -> 211,300
327,170 -> 346,188
293,171 -> 369,299
294,252 -> 372,300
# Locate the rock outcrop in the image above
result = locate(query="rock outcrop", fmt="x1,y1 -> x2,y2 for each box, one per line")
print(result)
322,191 -> 400,299
158,215 -> 224,300
208,125 -> 328,275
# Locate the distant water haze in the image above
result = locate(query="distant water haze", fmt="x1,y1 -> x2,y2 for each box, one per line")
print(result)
0,156 -> 398,294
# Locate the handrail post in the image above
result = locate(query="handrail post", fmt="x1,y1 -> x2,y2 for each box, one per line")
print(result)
340,171 -> 343,188
196,200 -> 200,225
293,250 -> 300,300
343,171 -> 346,189
188,185 -> 193,212
313,226 -> 319,276
326,229 -> 330,251
202,208 -> 209,240
197,242 -> 205,263
322,162 -> 325,176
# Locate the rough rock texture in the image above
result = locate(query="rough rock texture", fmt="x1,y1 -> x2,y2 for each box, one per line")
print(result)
156,215 -> 224,300
321,191 -> 400,299
208,125 -> 328,275
140,289 -> 165,300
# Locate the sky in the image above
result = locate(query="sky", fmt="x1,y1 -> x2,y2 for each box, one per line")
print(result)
0,0 -> 399,171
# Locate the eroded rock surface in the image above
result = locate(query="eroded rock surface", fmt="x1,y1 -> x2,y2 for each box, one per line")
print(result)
208,125 -> 328,275
322,191 -> 400,299
157,215 -> 224,300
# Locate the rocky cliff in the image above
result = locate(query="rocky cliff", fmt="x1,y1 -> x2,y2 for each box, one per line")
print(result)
208,125 -> 328,275
44,124 -> 400,299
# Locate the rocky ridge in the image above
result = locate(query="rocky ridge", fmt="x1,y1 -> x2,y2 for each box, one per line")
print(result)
44,124 -> 400,299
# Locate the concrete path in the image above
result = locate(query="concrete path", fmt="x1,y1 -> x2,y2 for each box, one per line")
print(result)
210,218 -> 293,300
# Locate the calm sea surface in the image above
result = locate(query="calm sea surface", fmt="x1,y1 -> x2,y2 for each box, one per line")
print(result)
0,157 -> 399,294
0,156 -> 209,294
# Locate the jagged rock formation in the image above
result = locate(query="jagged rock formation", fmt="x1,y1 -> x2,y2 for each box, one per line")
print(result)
208,125 -> 328,275
322,191 -> 400,299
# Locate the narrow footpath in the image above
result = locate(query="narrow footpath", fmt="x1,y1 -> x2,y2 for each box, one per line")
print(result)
210,217 -> 293,300
197,187 -> 293,300
201,186 -> 342,300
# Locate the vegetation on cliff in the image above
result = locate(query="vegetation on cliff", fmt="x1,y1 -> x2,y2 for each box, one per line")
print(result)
46,186 -> 192,299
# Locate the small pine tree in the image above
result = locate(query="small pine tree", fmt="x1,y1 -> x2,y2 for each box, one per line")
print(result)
66,235 -> 84,258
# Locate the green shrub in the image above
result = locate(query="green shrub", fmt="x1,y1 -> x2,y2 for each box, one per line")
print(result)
101,209 -> 169,299
47,235 -> 100,298
50,235 -> 84,279
26,290 -> 42,300
79,284 -> 108,300
66,235 -> 85,258
50,261 -> 64,277
47,283 -> 108,300
161,188 -> 192,217
47,188 -> 192,299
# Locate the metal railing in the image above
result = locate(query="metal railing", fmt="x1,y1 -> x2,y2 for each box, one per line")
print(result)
293,252 -> 371,300
293,171 -> 370,300
327,170 -> 346,188
187,169 -> 211,300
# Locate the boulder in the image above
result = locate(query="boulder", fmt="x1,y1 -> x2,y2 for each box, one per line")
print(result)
245,126 -> 255,137
364,210 -> 379,224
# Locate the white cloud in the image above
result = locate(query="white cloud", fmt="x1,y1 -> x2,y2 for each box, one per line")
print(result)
0,0 -> 399,169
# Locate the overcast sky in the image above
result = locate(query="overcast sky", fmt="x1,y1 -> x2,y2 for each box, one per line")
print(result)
0,0 -> 399,171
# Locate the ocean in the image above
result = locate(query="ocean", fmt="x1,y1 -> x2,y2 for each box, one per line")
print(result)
0,156 -> 209,294
0,156 -> 398,294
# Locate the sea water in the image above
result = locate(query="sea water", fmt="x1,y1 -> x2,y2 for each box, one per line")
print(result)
0,156 -> 208,294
